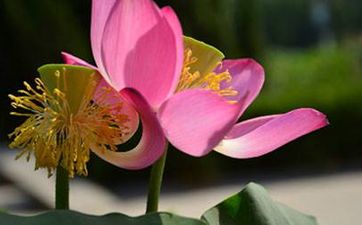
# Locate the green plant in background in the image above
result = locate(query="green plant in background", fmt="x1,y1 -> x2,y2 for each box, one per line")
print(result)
259,44 -> 362,111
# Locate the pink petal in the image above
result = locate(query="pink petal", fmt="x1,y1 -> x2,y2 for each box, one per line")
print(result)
101,0 -> 183,108
61,52 -> 96,69
91,88 -> 167,170
91,0 -> 117,79
215,59 -> 264,114
225,115 -> 279,139
158,89 -> 241,157
161,6 -> 184,88
214,108 -> 329,158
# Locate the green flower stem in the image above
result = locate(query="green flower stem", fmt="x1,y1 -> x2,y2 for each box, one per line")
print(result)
146,144 -> 168,213
55,165 -> 69,210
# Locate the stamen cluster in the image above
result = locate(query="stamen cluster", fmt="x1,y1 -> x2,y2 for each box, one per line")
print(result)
177,48 -> 238,98
8,72 -> 129,177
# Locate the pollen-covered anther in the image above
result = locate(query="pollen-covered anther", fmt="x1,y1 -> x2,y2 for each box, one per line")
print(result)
176,48 -> 238,99
8,72 -> 129,177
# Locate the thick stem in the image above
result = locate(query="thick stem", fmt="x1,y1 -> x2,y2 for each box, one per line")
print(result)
146,145 -> 168,213
55,165 -> 69,209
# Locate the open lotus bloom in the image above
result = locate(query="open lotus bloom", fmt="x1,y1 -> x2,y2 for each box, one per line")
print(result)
61,0 -> 328,170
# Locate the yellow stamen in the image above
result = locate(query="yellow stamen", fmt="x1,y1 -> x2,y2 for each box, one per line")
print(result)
8,72 -> 129,177
176,48 -> 238,98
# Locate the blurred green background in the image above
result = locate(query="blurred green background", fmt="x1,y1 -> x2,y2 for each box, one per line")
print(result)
0,0 -> 361,189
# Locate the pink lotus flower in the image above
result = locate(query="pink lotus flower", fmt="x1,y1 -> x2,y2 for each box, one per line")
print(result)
63,0 -> 328,169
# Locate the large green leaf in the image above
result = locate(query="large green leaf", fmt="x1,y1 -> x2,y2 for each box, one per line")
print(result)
0,210 -> 206,225
0,183 -> 318,225
201,183 -> 318,225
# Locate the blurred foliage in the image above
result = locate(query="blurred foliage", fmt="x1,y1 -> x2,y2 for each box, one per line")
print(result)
263,0 -> 319,47
330,0 -> 362,39
1,0 -> 362,187
257,41 -> 362,112
156,0 -> 265,60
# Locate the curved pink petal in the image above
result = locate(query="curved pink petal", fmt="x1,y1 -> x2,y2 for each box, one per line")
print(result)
214,108 -> 329,158
101,0 -> 183,108
215,59 -> 264,114
94,80 -> 140,143
91,0 -> 117,79
158,89 -> 242,157
91,88 -> 166,170
61,52 -> 96,69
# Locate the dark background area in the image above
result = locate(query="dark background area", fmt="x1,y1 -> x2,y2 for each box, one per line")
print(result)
0,0 -> 361,190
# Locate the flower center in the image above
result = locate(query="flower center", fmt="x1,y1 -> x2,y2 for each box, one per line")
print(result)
176,48 -> 238,98
8,71 -> 129,177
